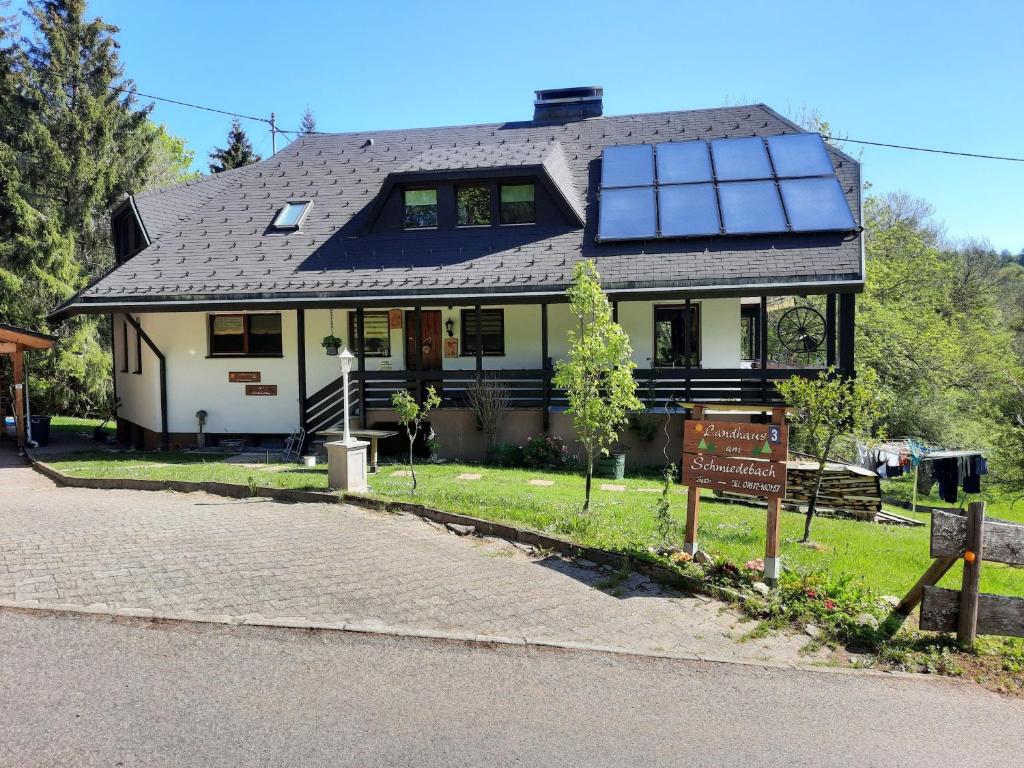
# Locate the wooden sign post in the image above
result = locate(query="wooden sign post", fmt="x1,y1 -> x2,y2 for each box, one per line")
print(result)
681,405 -> 789,583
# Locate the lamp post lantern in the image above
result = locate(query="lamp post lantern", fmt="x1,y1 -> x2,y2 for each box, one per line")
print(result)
337,348 -> 355,444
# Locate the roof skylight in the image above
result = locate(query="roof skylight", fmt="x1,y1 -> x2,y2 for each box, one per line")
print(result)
272,201 -> 311,230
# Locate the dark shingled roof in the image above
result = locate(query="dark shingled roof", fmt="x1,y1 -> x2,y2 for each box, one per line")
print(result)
53,102 -> 863,318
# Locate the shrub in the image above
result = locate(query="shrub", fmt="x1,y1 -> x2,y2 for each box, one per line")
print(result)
522,435 -> 568,469
491,443 -> 525,467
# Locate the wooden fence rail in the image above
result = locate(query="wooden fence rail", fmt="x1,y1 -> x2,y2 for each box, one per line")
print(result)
898,502 -> 1024,644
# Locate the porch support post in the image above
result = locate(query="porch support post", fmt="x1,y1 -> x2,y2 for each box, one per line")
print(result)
356,307 -> 367,429
541,303 -> 550,432
474,304 -> 483,376
684,298 -> 692,404
414,305 -> 423,404
759,296 -> 769,402
296,309 -> 308,449
12,346 -> 25,450
123,314 -> 168,451
838,293 -> 856,376
825,294 -> 837,368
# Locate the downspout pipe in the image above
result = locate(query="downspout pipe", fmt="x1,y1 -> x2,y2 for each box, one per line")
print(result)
123,314 -> 169,451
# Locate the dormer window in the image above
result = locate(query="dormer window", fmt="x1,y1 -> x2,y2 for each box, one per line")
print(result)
456,185 -> 491,227
272,201 -> 311,230
403,188 -> 438,229
499,183 -> 535,225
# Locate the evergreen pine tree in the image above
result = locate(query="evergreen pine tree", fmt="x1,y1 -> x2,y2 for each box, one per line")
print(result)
300,106 -> 317,135
208,118 -> 261,172
1,0 -> 154,414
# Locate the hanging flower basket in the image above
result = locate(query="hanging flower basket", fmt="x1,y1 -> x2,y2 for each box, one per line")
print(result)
321,335 -> 342,356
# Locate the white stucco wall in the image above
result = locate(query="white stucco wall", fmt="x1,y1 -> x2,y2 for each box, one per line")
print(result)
116,298 -> 743,437
117,311 -> 302,436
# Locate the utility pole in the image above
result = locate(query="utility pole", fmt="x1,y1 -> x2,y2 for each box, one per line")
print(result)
270,112 -> 277,154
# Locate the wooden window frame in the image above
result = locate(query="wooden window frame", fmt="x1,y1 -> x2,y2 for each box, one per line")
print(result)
652,304 -> 702,367
133,321 -> 143,374
740,304 -> 761,362
460,308 -> 506,357
119,316 -> 129,373
498,182 -> 536,226
207,313 -> 284,358
348,311 -> 391,357
402,186 -> 439,230
455,184 -> 493,228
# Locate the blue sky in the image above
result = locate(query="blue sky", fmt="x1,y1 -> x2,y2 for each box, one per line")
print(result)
59,1 -> 1024,251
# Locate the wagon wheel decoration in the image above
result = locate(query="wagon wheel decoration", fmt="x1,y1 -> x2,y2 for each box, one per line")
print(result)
776,306 -> 826,354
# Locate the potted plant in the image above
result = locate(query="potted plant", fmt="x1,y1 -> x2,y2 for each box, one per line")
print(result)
321,334 -> 342,356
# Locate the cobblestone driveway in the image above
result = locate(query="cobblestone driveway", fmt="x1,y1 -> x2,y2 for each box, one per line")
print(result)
1,455 -> 814,664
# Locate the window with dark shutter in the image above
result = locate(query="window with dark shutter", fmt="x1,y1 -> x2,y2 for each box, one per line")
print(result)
208,314 -> 283,356
348,311 -> 391,357
460,309 -> 505,356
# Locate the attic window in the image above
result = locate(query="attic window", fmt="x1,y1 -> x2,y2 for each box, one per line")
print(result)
403,188 -> 438,229
272,201 -> 311,230
499,184 -> 535,225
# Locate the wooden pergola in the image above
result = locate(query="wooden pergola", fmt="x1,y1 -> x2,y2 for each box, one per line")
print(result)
0,324 -> 57,450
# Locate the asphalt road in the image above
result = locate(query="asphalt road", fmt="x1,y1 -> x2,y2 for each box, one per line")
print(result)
0,610 -> 1020,767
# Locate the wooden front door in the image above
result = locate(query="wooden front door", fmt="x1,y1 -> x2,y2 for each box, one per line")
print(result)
405,310 -> 443,371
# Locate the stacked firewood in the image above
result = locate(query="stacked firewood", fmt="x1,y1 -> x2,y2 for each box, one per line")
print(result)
717,461 -> 882,519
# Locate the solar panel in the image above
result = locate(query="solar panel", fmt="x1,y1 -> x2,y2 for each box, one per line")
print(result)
779,177 -> 856,231
710,137 -> 773,181
598,187 -> 657,240
658,184 -> 720,236
601,144 -> 655,188
718,181 -> 787,234
766,134 -> 834,178
656,141 -> 712,184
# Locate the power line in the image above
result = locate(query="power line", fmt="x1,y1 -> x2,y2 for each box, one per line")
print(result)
18,61 -> 1024,163
823,135 -> 1024,163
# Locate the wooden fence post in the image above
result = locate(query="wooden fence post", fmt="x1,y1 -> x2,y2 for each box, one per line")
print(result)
958,501 -> 986,645
683,405 -> 704,556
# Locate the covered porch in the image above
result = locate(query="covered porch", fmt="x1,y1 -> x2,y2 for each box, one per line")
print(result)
0,323 -> 57,451
302,291 -> 856,435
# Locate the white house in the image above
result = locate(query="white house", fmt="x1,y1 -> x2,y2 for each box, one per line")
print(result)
51,87 -> 862,462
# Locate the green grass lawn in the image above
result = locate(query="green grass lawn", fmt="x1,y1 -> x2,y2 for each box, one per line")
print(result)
882,475 -> 1024,525
46,452 -> 1024,601
48,416 -> 113,439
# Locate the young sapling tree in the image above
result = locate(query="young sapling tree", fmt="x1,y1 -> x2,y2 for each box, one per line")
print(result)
391,386 -> 441,492
553,260 -> 642,512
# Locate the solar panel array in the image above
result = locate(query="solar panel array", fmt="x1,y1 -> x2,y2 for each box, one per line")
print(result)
597,134 -> 856,241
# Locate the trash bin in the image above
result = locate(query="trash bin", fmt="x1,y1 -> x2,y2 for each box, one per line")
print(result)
595,451 -> 625,480
29,415 -> 51,447
3,417 -> 14,438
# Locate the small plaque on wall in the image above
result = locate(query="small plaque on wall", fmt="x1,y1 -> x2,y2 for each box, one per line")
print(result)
388,309 -> 402,329
245,384 -> 277,396
229,371 -> 261,383
444,337 -> 459,358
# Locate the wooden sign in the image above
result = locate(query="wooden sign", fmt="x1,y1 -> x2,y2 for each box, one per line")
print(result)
245,384 -> 277,396
681,453 -> 787,499
388,309 -> 402,329
229,371 -> 261,383
444,337 -> 459,358
683,419 -> 787,461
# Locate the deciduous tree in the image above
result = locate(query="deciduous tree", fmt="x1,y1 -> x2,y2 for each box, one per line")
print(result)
553,260 -> 642,512
777,369 -> 885,542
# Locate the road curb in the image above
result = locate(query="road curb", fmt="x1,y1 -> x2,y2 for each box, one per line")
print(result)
0,599 -> 973,688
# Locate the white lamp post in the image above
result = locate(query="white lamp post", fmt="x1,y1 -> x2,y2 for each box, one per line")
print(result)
325,347 -> 369,493
337,348 -> 355,443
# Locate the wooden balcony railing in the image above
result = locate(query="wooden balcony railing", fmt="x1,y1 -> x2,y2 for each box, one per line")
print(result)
303,367 -> 823,434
